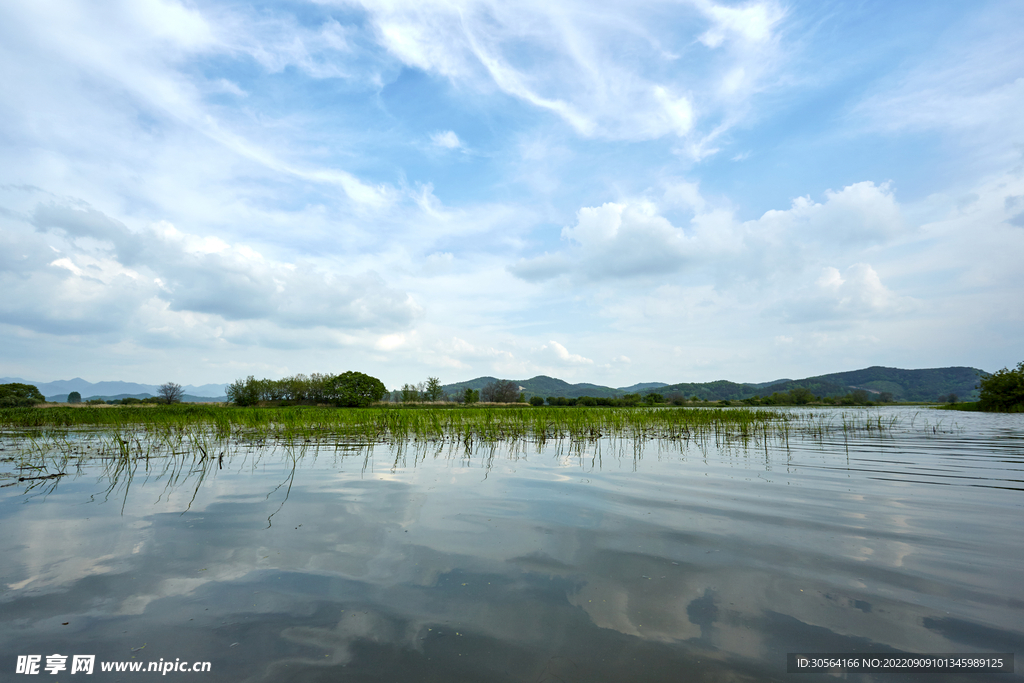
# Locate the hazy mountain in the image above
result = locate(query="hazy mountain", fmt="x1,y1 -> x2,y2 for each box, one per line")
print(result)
42,392 -> 228,403
2,377 -> 229,399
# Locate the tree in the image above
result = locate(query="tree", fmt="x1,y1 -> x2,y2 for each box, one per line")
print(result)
158,382 -> 185,404
227,376 -> 261,406
401,383 -> 420,402
463,388 -> 479,404
789,386 -> 814,405
978,361 -> 1024,412
850,389 -> 871,405
323,371 -> 387,407
643,392 -> 664,405
481,380 -> 521,403
879,392 -> 894,403
529,396 -> 544,406
67,391 -> 82,404
424,377 -> 443,402
0,383 -> 46,407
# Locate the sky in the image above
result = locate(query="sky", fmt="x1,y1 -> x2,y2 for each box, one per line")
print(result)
1,0 -> 1022,390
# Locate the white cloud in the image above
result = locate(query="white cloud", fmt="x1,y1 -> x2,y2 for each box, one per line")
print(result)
541,340 -> 594,366
430,130 -> 463,149
12,200 -> 421,335
339,0 -> 786,146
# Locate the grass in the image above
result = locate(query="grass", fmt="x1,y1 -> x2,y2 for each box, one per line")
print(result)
0,403 -> 922,464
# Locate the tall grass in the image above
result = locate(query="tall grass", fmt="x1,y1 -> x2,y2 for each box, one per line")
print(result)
0,404 -> 916,466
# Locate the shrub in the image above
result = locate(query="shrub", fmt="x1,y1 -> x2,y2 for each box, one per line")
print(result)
978,361 -> 1024,412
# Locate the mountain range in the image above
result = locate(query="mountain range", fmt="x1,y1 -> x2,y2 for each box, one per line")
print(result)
2,365 -> 989,404
0,377 -> 228,403
442,366 -> 988,403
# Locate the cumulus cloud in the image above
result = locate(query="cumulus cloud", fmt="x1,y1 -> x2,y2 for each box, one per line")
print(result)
511,180 -> 907,286
777,263 -> 916,323
540,341 -> 593,366
9,201 -> 420,337
511,202 -> 691,281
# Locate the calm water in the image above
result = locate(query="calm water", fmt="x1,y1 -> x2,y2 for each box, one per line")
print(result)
2,407 -> 1022,682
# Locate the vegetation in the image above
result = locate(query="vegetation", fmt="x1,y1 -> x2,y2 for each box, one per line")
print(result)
67,391 -> 82,404
977,361 -> 1024,412
0,383 -> 45,407
481,379 -> 523,403
225,371 -> 387,407
158,382 -> 184,404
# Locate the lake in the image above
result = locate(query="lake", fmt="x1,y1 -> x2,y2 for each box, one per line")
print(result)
2,407 -> 1022,681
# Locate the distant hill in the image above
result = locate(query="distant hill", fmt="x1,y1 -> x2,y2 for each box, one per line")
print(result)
617,382 -> 668,392
2,377 -> 228,399
442,375 -> 621,399
442,366 -> 989,403
43,392 -> 228,403
801,366 -> 987,402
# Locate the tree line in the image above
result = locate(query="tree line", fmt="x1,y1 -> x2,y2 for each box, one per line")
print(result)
226,372 -> 387,407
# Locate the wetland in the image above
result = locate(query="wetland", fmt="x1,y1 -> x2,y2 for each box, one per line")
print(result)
1,405 -> 1022,681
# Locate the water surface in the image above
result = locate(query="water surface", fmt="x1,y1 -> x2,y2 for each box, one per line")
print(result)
2,407 -> 1022,681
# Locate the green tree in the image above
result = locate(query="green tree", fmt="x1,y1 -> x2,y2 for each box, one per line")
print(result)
67,391 -> 82,404
643,392 -> 664,405
463,388 -> 479,404
0,383 -> 45,407
324,371 -> 387,407
529,396 -> 544,406
978,361 -> 1024,412
226,376 -> 261,406
789,386 -> 814,405
424,377 -> 443,402
401,383 -> 420,402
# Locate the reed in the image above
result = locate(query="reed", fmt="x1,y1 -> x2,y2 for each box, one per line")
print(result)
1,404 -> 910,464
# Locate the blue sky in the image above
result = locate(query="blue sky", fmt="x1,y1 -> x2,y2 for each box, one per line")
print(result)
1,0 -> 1022,389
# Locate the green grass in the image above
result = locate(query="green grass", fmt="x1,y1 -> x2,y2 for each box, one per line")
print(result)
0,404 -> 920,466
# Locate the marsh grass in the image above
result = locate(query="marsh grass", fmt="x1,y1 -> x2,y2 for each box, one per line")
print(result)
0,404 -> 918,467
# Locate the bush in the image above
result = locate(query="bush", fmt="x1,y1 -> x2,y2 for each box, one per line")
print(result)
529,396 -> 544,406
978,361 -> 1024,412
